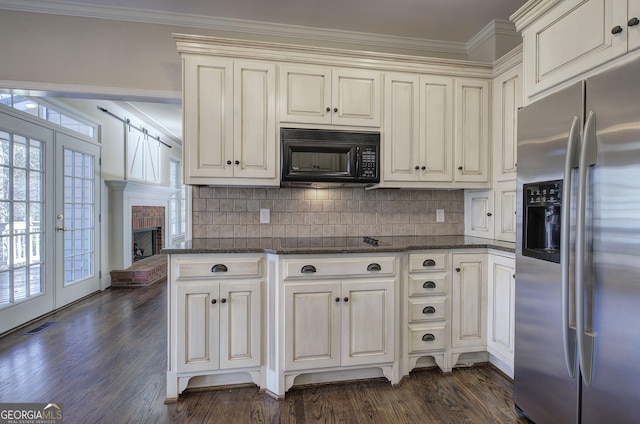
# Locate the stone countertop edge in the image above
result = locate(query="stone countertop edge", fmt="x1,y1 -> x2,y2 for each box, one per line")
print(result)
161,236 -> 515,255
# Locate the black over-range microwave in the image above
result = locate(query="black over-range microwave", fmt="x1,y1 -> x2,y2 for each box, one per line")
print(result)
280,128 -> 380,187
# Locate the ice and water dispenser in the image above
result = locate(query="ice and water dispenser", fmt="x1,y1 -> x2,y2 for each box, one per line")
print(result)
523,180 -> 562,263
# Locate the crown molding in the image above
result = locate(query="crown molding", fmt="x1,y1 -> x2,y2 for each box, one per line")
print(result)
0,0 -> 469,58
510,0 -> 562,32
467,19 -> 519,53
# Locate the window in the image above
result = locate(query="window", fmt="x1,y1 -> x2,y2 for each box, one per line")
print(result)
0,94 -> 97,138
169,159 -> 186,243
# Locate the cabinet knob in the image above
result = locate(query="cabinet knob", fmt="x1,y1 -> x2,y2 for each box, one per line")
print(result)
629,17 -> 640,26
333,107 -> 338,113
235,160 -> 240,165
301,265 -> 317,273
457,166 -> 463,171
423,281 -> 436,289
513,274 -> 516,279
211,299 -> 217,305
423,259 -> 436,267
343,297 -> 349,302
612,25 -> 623,34
422,333 -> 436,342
455,267 -> 461,272
211,264 -> 228,273
326,107 -> 331,112
414,165 -> 420,170
226,160 -> 232,165
367,263 -> 381,272
421,166 -> 426,170
422,306 -> 436,314
335,297 -> 341,303
487,212 -> 492,217
221,298 -> 227,304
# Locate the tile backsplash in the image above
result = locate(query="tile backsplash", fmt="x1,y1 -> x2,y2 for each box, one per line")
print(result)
192,187 -> 464,239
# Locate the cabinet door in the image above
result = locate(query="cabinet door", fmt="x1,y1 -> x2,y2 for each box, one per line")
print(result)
332,69 -> 381,127
219,281 -> 262,369
464,190 -> 494,238
279,65 -> 332,125
523,0 -> 627,97
383,73 -> 420,182
495,181 -> 517,242
451,254 -> 487,349
176,282 -> 220,373
341,280 -> 395,366
183,56 -> 234,181
455,79 -> 489,183
284,282 -> 341,371
487,254 -> 515,372
420,76 -> 454,182
233,61 -> 277,180
630,0 -> 640,52
493,65 -> 522,182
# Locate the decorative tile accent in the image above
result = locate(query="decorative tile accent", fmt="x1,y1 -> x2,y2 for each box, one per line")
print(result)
192,187 -> 464,238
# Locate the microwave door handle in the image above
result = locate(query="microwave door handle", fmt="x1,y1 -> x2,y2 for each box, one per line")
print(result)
561,116 -> 581,379
355,146 -> 361,177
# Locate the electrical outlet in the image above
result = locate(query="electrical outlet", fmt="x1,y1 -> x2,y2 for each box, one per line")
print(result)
260,208 -> 270,224
436,209 -> 445,223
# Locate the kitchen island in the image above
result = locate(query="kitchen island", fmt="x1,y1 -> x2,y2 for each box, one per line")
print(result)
163,236 -> 515,401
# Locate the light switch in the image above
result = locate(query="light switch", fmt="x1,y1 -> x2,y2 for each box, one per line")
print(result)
260,208 -> 270,224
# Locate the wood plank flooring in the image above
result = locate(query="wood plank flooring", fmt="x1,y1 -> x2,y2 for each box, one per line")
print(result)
0,279 -> 531,423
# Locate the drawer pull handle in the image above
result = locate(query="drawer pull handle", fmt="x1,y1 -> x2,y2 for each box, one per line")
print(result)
423,259 -> 436,267
301,265 -> 317,273
423,281 -> 436,289
367,263 -> 381,272
422,306 -> 436,314
211,264 -> 228,273
422,333 -> 436,342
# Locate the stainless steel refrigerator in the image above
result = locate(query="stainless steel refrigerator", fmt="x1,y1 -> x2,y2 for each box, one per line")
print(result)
515,56 -> 640,424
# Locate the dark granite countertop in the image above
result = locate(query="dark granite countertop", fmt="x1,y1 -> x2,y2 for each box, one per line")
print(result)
162,236 -> 515,255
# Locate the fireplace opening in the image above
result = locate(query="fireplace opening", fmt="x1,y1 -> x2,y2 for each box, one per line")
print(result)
133,227 -> 158,262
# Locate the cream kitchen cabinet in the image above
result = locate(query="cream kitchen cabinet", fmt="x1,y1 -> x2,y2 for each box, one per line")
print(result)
464,189 -> 494,239
182,56 -> 277,186
405,251 -> 450,373
487,251 -> 515,378
494,181 -> 517,242
166,254 -> 264,401
450,253 -> 488,368
513,0 -> 640,99
492,61 -> 522,183
269,254 -> 398,397
279,65 -> 381,127
383,74 -> 489,187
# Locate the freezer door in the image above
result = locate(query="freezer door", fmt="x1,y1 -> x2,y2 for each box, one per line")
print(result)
580,57 -> 640,424
514,81 -> 583,424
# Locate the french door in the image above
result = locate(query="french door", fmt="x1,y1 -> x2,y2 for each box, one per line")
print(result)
0,108 -> 100,334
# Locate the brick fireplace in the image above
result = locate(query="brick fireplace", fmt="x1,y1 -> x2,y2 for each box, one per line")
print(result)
106,180 -> 177,287
132,206 -> 164,261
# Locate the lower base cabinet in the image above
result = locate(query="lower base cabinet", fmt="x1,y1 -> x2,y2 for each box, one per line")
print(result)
487,251 -> 515,377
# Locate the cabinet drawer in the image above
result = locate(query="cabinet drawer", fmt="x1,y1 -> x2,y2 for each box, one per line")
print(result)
409,326 -> 446,353
282,256 -> 397,280
409,298 -> 446,323
408,252 -> 447,272
173,256 -> 263,279
408,274 -> 448,296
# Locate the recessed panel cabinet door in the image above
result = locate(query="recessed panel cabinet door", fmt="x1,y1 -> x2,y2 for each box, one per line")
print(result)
341,280 -> 394,366
279,65 -> 332,125
183,57 -> 234,180
284,282 -> 341,371
420,76 -> 454,182
455,79 -> 489,183
487,255 -> 515,368
451,254 -> 487,349
332,69 -> 381,127
177,283 -> 220,373
219,281 -> 262,369
233,61 -> 277,179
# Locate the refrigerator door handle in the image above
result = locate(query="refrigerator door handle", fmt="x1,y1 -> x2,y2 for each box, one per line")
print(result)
561,116 -> 581,378
576,110 -> 597,387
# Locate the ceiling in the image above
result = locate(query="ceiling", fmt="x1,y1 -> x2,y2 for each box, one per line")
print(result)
6,0 -> 529,145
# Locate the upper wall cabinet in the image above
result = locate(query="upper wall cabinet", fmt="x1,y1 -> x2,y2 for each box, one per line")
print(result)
182,56 -> 278,186
492,63 -> 522,183
513,0 -> 639,99
383,73 -> 489,188
279,65 -> 382,127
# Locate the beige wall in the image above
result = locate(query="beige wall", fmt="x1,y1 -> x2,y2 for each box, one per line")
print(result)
193,187 -> 464,239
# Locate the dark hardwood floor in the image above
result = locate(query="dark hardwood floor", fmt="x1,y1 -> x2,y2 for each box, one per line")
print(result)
0,279 -> 530,423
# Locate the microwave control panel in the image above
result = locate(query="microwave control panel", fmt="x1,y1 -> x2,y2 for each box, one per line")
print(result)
360,145 -> 378,179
